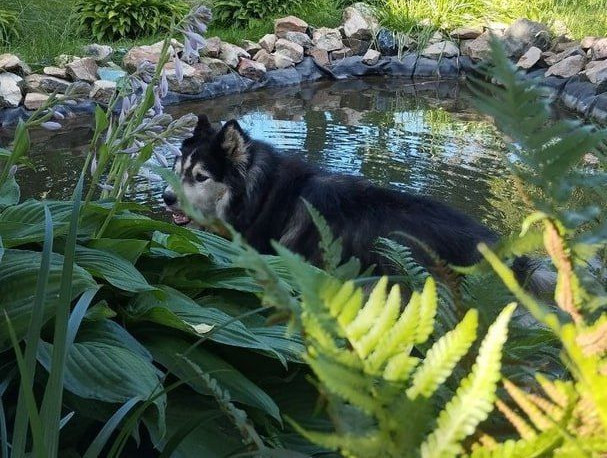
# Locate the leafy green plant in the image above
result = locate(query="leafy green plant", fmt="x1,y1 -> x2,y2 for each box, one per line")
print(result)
0,8 -> 19,45
75,0 -> 189,41
213,0 -> 301,27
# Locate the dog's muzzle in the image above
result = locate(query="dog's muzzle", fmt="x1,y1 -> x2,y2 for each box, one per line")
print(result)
162,187 -> 191,226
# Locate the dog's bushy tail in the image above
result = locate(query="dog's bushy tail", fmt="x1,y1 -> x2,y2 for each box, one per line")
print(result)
512,255 -> 557,299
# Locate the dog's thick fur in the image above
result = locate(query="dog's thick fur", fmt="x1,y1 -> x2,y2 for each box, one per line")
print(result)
163,115 -> 510,275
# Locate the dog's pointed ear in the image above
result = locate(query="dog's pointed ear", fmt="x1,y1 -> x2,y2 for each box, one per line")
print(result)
216,120 -> 249,168
193,114 -> 215,137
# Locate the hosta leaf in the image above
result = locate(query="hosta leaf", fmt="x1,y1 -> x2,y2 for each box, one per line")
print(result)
86,238 -> 148,264
0,249 -> 96,351
74,245 -> 156,292
0,200 -> 72,247
0,175 -> 19,211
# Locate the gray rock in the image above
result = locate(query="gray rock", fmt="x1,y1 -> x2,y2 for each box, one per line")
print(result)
312,27 -> 343,52
421,41 -> 459,58
219,42 -> 250,68
202,37 -> 222,58
242,40 -> 262,57
449,26 -> 483,40
274,53 -> 295,69
190,62 -> 213,81
504,19 -> 551,57
259,34 -> 277,53
377,28 -> 398,55
275,39 -> 304,63
545,54 -> 586,78
90,80 -> 116,104
43,66 -> 68,79
585,59 -> 607,90
66,81 -> 93,99
0,73 -> 23,108
237,58 -> 266,80
544,46 -> 585,66
24,92 -> 50,110
200,57 -> 230,77
122,39 -> 182,73
591,38 -> 607,60
331,47 -> 353,61
253,49 -> 277,70
163,61 -> 209,94
460,32 -> 492,61
82,44 -> 113,64
308,48 -> 330,66
428,31 -> 444,44
0,53 -> 31,76
24,74 -> 70,93
343,5 -> 377,40
517,46 -> 542,69
66,57 -> 99,83
274,16 -> 308,38
553,40 -> 579,53
343,37 -> 370,55
362,48 -> 381,65
581,36 -> 598,50
285,31 -> 313,50
55,54 -> 78,68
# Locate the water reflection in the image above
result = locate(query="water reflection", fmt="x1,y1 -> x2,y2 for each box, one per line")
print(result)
1,77 -> 528,233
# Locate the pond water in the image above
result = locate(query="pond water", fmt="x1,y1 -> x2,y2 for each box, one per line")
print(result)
1,77 -> 529,234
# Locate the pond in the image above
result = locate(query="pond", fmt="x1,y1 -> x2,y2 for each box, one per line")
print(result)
1,77 -> 529,234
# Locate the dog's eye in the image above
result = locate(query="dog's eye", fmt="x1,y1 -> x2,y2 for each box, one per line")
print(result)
195,173 -> 209,183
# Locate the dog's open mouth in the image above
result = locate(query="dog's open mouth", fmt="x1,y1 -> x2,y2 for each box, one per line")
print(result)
170,210 -> 191,226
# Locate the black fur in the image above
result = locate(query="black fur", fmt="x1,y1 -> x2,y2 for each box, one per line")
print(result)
171,116 -> 500,272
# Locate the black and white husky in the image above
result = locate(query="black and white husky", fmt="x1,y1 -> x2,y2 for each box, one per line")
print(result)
162,115 -> 550,286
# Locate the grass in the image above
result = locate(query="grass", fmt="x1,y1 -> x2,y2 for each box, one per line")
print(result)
1,0 -> 607,67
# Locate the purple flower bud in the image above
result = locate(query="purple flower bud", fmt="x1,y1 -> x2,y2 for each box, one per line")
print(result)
40,121 -> 62,131
8,165 -> 18,178
121,145 -> 140,154
173,55 -> 184,83
52,110 -> 65,120
90,153 -> 98,176
153,150 -> 169,167
184,31 -> 205,50
194,19 -> 208,35
153,87 -> 163,115
165,142 -> 182,157
98,183 -> 114,191
160,70 -> 169,98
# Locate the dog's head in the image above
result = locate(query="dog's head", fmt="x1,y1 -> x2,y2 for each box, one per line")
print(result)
162,114 -> 251,226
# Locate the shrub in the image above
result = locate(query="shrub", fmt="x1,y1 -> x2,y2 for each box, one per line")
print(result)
75,0 -> 190,41
0,8 -> 19,45
213,0 -> 300,27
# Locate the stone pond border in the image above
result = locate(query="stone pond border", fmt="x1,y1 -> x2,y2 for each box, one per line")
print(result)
3,3 -> 607,127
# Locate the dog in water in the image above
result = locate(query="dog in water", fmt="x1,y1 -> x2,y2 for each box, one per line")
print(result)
162,115 -> 549,286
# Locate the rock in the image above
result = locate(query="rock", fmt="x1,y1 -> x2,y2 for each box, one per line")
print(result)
0,53 -> 31,76
343,37 -> 370,55
428,31 -> 444,44
553,40 -> 579,53
591,38 -> 607,60
190,62 -> 213,81
66,81 -> 92,99
284,31 -> 313,50
90,80 -> 116,104
202,37 -> 222,58
362,48 -> 381,65
504,19 -> 551,57
200,57 -> 230,77
581,36 -> 598,50
66,57 -> 99,83
585,59 -> 607,89
545,55 -> 586,78
0,73 -> 23,108
274,53 -> 295,69
242,40 -> 262,57
449,26 -> 483,40
23,92 -> 50,110
312,27 -> 343,52
55,54 -> 78,68
122,39 -> 182,73
377,28 -> 398,55
331,48 -> 353,61
163,61 -> 209,94
308,48 -> 330,66
253,49 -> 277,70
544,46 -> 585,66
343,5 -> 377,40
43,66 -> 68,79
350,2 -> 379,28
97,67 -> 127,82
24,74 -> 70,93
421,41 -> 459,58
259,34 -> 277,53
237,58 -> 266,80
82,44 -> 113,64
275,39 -> 304,64
219,42 -> 250,68
517,46 -> 542,69
274,16 -> 308,38
460,32 -> 492,61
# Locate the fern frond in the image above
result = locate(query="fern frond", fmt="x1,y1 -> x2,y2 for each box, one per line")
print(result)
495,399 -> 537,440
407,309 -> 478,400
467,429 -> 562,458
415,277 -> 438,344
347,277 -> 389,340
525,392 -> 564,422
503,379 -> 553,431
421,303 -> 516,458
383,354 -> 420,382
535,374 -> 571,409
576,315 -> 607,357
303,199 -> 343,274
375,237 -> 429,291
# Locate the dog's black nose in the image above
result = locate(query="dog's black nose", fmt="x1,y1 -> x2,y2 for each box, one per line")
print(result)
162,189 -> 177,206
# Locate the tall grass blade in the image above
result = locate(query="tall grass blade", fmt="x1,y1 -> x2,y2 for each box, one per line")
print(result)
12,205 -> 53,457
66,288 -> 99,348
83,396 -> 140,458
40,173 -> 84,456
0,371 -> 15,458
5,313 -> 45,458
